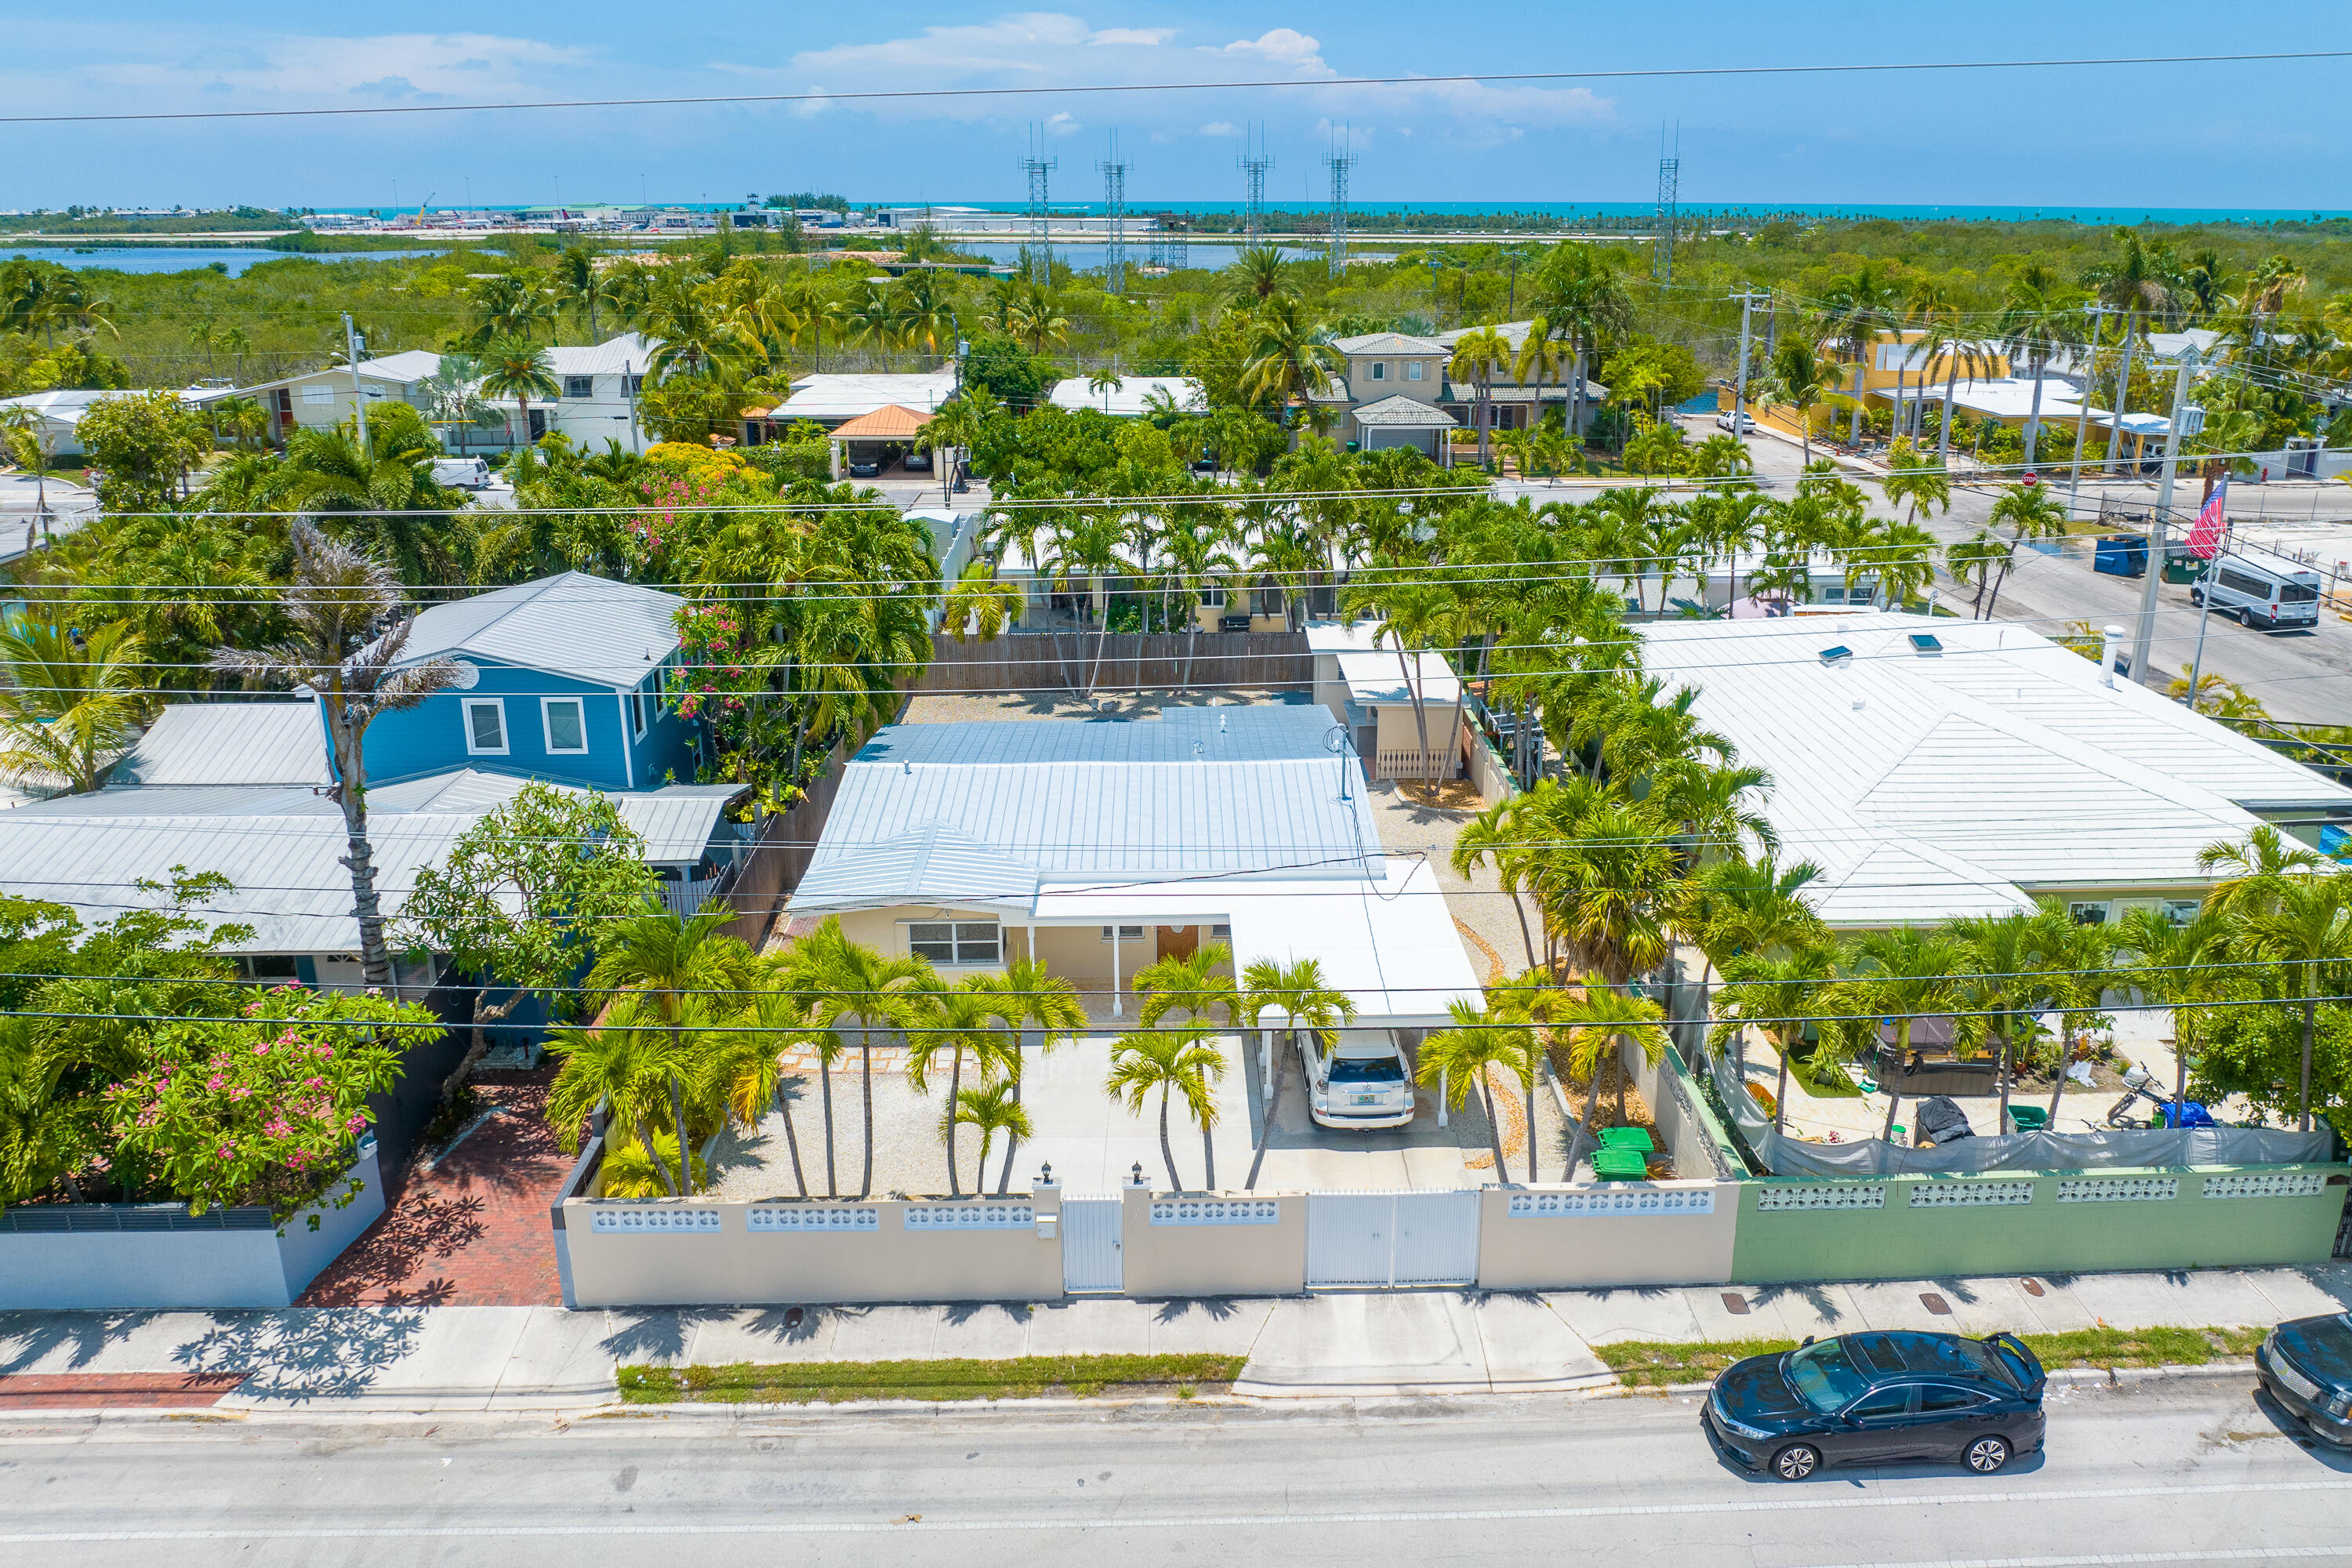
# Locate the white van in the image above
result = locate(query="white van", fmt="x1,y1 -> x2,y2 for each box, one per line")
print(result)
1301,1032 -> 1417,1129
2192,545 -> 2324,631
431,456 -> 492,491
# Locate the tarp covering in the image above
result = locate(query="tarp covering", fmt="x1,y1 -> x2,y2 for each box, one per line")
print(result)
1706,1048 -> 2332,1178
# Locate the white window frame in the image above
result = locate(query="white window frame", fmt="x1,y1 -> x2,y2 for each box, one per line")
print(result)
904,920 -> 1002,966
300,383 -> 335,405
562,375 -> 595,400
1406,361 -> 1425,382
1369,361 -> 1387,381
462,698 -> 509,756
629,687 -> 648,739
541,696 -> 589,755
1100,924 -> 1145,942
2067,900 -> 2111,927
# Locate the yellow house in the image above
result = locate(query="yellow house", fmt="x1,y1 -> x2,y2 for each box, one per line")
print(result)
1751,330 -> 2013,444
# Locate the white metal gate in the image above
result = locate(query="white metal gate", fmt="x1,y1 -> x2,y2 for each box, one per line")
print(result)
1060,1197 -> 1124,1294
1305,1190 -> 1481,1288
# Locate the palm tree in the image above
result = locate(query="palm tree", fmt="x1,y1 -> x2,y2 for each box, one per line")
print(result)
2087,230 -> 2182,474
1513,320 -> 1572,447
2113,906 -> 2230,1120
1454,796 -> 1542,971
1757,342 -> 1846,466
1240,956 -> 1356,1189
477,336 -> 560,451
1529,246 -> 1633,441
943,1082 -> 1031,1192
1817,262 -> 1903,445
1237,295 -> 1345,414
1106,1024 -> 1227,1191
546,994 -> 704,1196
1449,327 -> 1514,467
1710,948 -> 1837,1136
986,956 -> 1086,1195
1418,999 -> 1533,1176
920,397 -> 982,507
0,613 -> 147,796
586,904 -> 755,1195
2227,871 -> 2352,1131
641,266 -> 755,382
1554,987 -> 1671,1171
1982,484 -> 2070,616
1998,274 -> 2087,470
943,560 -> 1025,641
1845,928 -> 1967,1141
709,981 -> 816,1199
1230,244 -> 1288,307
1136,942 -> 1237,1030
2199,825 -> 2325,920
798,918 -> 934,1198
212,524 -> 459,989
906,975 -> 1018,1196
1879,440 -> 1952,529
1946,911 -> 2050,1134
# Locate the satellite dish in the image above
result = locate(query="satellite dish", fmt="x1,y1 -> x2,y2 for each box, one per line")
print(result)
1324,724 -> 1348,753
448,659 -> 481,691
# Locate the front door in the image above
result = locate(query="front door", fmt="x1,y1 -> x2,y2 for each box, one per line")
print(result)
1156,925 -> 1199,963
1061,1198 -> 1123,1294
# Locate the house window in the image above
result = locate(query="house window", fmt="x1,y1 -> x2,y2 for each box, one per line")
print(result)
629,687 -> 649,739
1406,361 -> 1425,382
542,697 -> 587,754
236,955 -> 300,985
563,376 -> 594,400
1099,924 -> 1145,942
1370,361 -> 1387,381
301,383 -> 334,405
1211,923 -> 1232,938
2068,901 -> 2111,927
463,699 -> 508,755
2163,900 -> 2201,927
624,374 -> 644,397
909,921 -> 1001,965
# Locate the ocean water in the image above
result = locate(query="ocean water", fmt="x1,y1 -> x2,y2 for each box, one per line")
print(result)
0,246 -> 444,276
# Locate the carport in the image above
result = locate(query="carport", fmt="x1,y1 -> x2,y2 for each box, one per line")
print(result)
827,403 -> 933,480
1348,394 -> 1458,464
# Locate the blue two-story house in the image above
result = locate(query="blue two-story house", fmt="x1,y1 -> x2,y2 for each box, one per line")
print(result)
364,572 -> 702,791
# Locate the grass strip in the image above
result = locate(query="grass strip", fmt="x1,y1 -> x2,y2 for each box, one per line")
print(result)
1595,1325 -> 2271,1389
618,1352 -> 1246,1406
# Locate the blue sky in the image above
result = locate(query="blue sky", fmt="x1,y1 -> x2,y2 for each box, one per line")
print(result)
7,5 -> 2347,211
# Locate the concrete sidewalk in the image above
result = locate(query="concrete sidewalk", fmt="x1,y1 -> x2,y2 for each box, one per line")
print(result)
5,1264 -> 2348,1414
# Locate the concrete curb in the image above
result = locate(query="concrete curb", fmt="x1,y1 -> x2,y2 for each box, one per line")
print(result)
1625,1358 -> 2261,1399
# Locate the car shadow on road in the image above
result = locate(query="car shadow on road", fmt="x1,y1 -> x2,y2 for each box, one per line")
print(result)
2251,1385 -> 2352,1471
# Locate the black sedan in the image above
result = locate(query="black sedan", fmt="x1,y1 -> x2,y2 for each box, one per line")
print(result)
1704,1330 -> 2047,1480
2258,1314 -> 2352,1444
846,459 -> 881,478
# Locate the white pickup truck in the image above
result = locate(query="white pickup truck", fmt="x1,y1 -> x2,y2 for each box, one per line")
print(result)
1301,1033 -> 1417,1130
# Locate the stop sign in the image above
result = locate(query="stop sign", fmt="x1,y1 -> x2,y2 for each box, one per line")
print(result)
2022,470 -> 2038,487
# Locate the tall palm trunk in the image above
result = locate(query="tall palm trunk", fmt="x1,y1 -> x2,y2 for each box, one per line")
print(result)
820,1049 -> 839,1197
1397,645 -> 1432,782
1524,1068 -> 1539,1183
858,1022 -> 877,1199
1879,1018 -> 1908,1140
2046,1029 -> 2071,1127
1570,1044 -> 1611,1174
634,1115 -> 681,1196
1770,1033 -> 1790,1135
774,1082 -> 808,1198
1996,1033 -> 2013,1135
945,1044 -> 964,1197
1245,1030 -> 1284,1192
1200,1113 -> 1216,1192
1478,1069 -> 1509,1175
2300,983 -> 2318,1133
339,793 -> 397,992
668,1073 -> 694,1195
2024,354 -> 2047,468
996,1030 -> 1029,1197
1157,1083 -> 1180,1190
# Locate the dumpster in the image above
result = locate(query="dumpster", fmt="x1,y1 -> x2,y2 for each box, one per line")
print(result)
2093,534 -> 2148,578
2161,545 -> 2207,584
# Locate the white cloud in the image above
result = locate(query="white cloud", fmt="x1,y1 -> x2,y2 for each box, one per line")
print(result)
1091,27 -> 1174,45
43,28 -> 590,106
1218,28 -> 1328,72
1046,110 -> 1081,134
1199,121 -> 1239,136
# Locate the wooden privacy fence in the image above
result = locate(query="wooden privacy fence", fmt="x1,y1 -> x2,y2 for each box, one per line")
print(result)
717,742 -> 849,949
913,631 -> 1312,694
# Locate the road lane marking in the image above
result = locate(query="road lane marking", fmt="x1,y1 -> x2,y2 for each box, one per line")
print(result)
6,1478 -> 2352,1542
1813,1552 -> 2352,1568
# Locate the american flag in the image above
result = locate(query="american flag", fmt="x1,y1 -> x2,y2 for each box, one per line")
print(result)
2187,477 -> 2230,561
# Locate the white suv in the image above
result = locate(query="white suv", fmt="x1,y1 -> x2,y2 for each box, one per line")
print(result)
1302,1034 -> 1417,1129
1715,411 -> 1758,435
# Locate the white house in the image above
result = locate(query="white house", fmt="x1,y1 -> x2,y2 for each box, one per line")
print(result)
784,701 -> 1483,1037
0,386 -> 242,459
1045,376 -> 1207,419
1638,612 -> 2352,929
238,334 -> 659,452
1306,619 -> 1466,781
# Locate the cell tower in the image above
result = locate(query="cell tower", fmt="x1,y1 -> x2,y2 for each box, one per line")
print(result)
1324,127 -> 1357,278
1240,125 -> 1273,242
1098,134 -> 1129,292
1165,223 -> 1188,271
1652,125 -> 1681,286
1019,128 -> 1057,286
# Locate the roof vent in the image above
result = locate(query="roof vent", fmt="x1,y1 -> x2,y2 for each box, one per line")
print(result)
1908,633 -> 1944,655
1818,645 -> 1853,666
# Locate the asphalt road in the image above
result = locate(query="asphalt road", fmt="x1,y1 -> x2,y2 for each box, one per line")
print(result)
4,1377 -> 2352,1567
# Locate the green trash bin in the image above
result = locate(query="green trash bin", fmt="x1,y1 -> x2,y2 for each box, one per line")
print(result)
1598,1126 -> 1657,1154
2007,1105 -> 2050,1132
1592,1148 -> 1649,1181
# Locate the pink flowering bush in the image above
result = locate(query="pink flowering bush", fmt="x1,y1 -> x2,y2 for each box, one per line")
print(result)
104,985 -> 430,1225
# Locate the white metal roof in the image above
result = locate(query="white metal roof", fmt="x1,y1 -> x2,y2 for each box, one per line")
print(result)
775,370 -> 959,423
1045,376 -> 1208,418
111,702 -> 330,789
389,571 -> 684,688
0,768 -> 740,953
1638,613 -> 2352,926
1032,859 -> 1484,1028
1304,619 -> 1463,706
543,333 -> 659,377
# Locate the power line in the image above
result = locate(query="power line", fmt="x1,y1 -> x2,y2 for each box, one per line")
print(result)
4,51 -> 2343,125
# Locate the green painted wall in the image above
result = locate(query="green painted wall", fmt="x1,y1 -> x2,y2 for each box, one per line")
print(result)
1730,1166 -> 2348,1285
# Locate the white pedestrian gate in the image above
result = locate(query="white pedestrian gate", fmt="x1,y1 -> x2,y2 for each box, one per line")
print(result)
1305,1190 -> 1481,1288
1060,1197 -> 1124,1294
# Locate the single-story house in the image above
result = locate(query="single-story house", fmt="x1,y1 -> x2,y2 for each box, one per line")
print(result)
1871,377 -> 2172,467
1045,376 -> 1208,419
234,334 -> 658,452
759,369 -> 959,428
1638,612 -> 2352,929
1305,619 -> 1465,781
784,700 -> 1483,1035
0,386 -> 243,459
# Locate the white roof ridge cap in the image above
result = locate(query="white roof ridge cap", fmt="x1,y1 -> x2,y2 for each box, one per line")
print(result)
1929,683 -> 2252,820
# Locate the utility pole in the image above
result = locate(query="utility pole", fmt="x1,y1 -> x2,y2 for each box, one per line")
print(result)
2129,344 -> 2201,688
1240,125 -> 1273,245
1730,288 -> 1768,435
341,311 -> 369,450
1097,135 -> 1128,293
1324,129 -> 1357,279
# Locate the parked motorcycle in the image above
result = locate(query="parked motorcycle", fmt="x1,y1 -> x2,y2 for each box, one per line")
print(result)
2105,1064 -> 2217,1130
